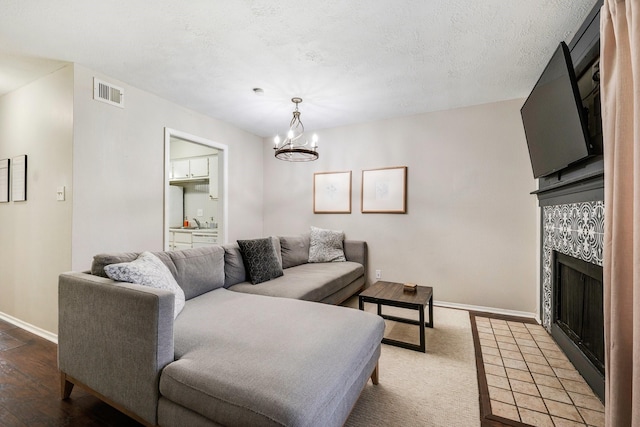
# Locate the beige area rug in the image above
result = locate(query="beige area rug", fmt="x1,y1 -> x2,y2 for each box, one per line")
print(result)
342,296 -> 480,427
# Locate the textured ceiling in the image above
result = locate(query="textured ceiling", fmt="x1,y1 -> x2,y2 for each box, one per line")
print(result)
0,0 -> 598,137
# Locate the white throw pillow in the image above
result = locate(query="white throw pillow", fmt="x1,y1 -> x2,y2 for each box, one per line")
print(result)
104,251 -> 185,319
308,226 -> 346,263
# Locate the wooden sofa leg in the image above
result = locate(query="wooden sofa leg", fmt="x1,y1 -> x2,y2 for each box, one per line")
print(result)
61,372 -> 74,399
371,363 -> 379,385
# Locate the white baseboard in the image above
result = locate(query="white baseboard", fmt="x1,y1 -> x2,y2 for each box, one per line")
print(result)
434,300 -> 537,321
0,311 -> 58,344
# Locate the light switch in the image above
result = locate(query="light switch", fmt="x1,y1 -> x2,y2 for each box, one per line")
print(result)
197,208 -> 203,217
56,186 -> 65,201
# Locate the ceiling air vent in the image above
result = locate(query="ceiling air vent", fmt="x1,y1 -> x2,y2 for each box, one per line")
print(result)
93,77 -> 124,108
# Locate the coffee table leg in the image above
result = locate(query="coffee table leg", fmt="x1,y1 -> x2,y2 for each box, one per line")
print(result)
359,297 -> 364,311
426,295 -> 434,328
419,306 -> 425,353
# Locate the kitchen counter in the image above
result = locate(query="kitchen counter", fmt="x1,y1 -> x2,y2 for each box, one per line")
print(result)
169,227 -> 219,251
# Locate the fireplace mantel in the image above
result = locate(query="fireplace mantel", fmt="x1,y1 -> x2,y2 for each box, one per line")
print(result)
534,156 -> 604,206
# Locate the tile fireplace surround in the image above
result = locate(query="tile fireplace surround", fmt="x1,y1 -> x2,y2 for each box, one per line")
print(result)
539,194 -> 606,401
541,201 -> 604,330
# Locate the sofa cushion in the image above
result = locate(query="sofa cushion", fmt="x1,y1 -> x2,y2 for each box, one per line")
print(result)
229,261 -> 364,301
104,251 -> 185,319
222,243 -> 246,288
279,234 -> 310,268
162,288 -> 384,427
92,252 -> 140,277
237,237 -> 283,284
165,246 -> 225,300
270,236 -> 283,269
309,226 -> 346,263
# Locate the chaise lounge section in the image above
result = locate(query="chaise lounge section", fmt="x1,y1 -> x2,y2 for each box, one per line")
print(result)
159,289 -> 382,426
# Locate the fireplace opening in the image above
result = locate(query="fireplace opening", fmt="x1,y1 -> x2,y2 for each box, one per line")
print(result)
552,251 -> 604,401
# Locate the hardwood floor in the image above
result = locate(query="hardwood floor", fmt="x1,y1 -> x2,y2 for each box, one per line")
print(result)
0,318 -> 141,426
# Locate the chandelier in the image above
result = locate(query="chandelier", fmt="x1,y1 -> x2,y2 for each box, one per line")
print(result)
273,97 -> 319,162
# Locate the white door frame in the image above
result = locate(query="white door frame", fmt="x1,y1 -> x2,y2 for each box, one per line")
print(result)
164,127 -> 229,249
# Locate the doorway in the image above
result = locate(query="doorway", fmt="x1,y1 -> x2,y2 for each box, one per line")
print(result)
164,128 -> 228,250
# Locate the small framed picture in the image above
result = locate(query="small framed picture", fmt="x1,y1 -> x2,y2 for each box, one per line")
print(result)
313,171 -> 352,214
361,166 -> 407,213
0,159 -> 9,203
11,155 -> 27,202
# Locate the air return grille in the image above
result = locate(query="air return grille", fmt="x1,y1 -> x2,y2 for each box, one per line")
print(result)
93,78 -> 124,108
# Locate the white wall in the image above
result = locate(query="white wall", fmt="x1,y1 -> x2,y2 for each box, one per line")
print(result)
0,65 -> 74,335
0,63 -> 264,336
263,99 -> 539,314
72,64 -> 264,270
0,63 -> 537,334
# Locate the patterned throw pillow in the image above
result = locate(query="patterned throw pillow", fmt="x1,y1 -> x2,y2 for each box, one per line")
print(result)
308,226 -> 346,263
237,238 -> 284,284
104,251 -> 186,319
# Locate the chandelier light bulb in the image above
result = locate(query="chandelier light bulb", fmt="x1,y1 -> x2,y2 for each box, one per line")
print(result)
287,129 -> 294,139
274,135 -> 280,147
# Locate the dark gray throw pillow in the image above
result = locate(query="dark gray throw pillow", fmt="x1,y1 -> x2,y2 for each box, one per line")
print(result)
237,238 -> 284,284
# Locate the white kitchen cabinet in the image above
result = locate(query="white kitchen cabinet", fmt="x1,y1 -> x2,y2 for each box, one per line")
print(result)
174,231 -> 192,244
171,159 -> 190,180
168,231 -> 175,250
190,157 -> 209,178
192,232 -> 218,247
174,243 -> 192,251
169,229 -> 218,250
171,231 -> 192,250
168,231 -> 192,251
170,157 -> 209,181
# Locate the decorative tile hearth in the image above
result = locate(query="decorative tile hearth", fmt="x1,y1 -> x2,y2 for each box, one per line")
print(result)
541,201 -> 604,329
472,313 -> 605,427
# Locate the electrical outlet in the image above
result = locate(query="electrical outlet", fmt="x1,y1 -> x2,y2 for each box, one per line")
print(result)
197,209 -> 203,217
375,270 -> 382,279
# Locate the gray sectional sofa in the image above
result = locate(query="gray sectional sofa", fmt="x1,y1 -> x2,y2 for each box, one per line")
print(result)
58,235 -> 384,427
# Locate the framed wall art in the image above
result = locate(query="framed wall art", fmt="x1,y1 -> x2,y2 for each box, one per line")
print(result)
0,159 -> 9,203
361,166 -> 407,213
11,155 -> 27,202
313,171 -> 352,214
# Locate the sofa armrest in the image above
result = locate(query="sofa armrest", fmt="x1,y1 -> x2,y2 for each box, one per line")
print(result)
344,240 -> 367,271
58,271 -> 175,425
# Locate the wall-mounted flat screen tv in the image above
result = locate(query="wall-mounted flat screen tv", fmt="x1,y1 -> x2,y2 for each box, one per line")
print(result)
521,42 -> 594,178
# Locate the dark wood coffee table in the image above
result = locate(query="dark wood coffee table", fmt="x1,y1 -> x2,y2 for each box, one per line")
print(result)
359,281 -> 433,353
